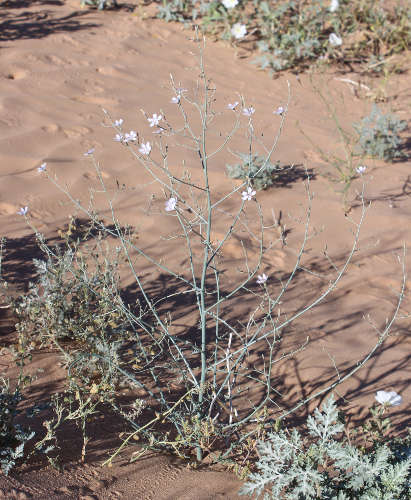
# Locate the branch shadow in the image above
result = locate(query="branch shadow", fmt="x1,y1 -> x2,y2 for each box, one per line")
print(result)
0,217 -> 123,289
272,164 -> 315,188
2,219 -> 410,468
276,336 -> 411,436
261,250 -> 411,436
398,135 -> 411,161
0,3 -> 100,42
350,174 -> 411,209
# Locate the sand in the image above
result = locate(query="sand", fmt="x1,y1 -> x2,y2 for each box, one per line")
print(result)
0,1 -> 410,498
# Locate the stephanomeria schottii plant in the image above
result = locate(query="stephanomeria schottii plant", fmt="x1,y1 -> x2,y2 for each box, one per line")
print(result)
6,35 -> 406,470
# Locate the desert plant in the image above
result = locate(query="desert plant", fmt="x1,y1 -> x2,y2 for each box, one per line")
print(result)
81,0 -> 117,9
4,223 -> 142,461
297,76 -> 369,206
353,104 -> 407,161
240,394 -> 411,499
152,0 -> 411,75
253,0 -> 411,74
78,1 -> 410,76
226,153 -> 281,190
0,378 -> 35,475
6,35 -> 406,471
156,0 -> 245,35
253,0 -> 330,73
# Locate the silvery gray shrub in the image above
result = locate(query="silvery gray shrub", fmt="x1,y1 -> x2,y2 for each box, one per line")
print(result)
226,153 -> 281,190
240,395 -> 411,499
353,105 -> 407,162
0,379 -> 35,475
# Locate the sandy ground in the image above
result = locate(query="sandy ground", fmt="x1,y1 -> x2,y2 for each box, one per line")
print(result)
0,1 -> 410,498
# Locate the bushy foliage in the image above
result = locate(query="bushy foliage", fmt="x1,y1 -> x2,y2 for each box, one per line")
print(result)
78,0 -> 410,75
5,228 -> 148,462
253,0 -> 327,73
353,104 -> 407,161
12,240 -> 128,353
240,395 -> 411,499
226,153 -> 281,190
153,0 -> 410,74
253,0 -> 410,74
0,379 -> 35,475
9,225 -> 138,389
81,0 -> 117,9
156,0 -> 207,23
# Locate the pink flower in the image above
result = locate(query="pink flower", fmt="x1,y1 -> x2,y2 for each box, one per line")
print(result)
228,101 -> 239,110
18,206 -> 28,216
242,106 -> 255,117
241,187 -> 256,201
148,114 -> 162,128
139,142 -> 151,155
165,197 -> 177,212
124,131 -> 137,143
256,273 -> 268,285
273,106 -> 285,115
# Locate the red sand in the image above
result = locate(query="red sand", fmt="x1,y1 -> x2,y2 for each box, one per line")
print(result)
0,1 -> 410,498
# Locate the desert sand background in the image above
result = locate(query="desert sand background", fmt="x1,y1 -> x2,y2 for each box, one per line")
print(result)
0,1 -> 410,498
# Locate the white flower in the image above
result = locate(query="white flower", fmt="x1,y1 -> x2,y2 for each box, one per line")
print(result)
148,114 -> 162,128
329,0 -> 339,12
124,131 -> 137,143
356,165 -> 366,175
171,96 -> 180,104
231,23 -> 247,40
37,162 -> 47,173
242,106 -> 255,116
329,33 -> 342,47
165,197 -> 177,212
273,106 -> 285,115
18,206 -> 28,216
256,273 -> 268,285
241,186 -> 256,201
375,390 -> 402,406
227,101 -> 239,110
114,118 -> 123,127
222,0 -> 238,8
139,142 -> 151,155
114,133 -> 123,142
83,148 -> 95,156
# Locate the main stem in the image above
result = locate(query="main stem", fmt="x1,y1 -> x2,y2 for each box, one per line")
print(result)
197,44 -> 211,462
